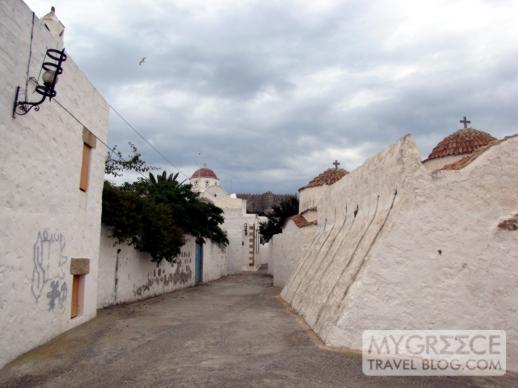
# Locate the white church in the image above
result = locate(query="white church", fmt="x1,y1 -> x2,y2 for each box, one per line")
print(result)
263,121 -> 518,373
189,165 -> 266,273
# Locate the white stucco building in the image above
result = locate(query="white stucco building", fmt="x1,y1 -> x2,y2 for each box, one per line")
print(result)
190,165 -> 220,192
0,1 -> 108,368
190,166 -> 265,272
298,163 -> 349,223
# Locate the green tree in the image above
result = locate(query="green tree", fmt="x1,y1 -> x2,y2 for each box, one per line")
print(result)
102,148 -> 228,264
105,142 -> 157,177
259,196 -> 299,242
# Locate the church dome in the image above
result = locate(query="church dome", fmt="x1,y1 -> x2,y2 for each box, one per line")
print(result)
426,128 -> 496,161
299,166 -> 348,192
191,167 -> 218,180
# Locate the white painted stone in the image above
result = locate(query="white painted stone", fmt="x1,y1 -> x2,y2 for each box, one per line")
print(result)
0,0 -> 108,368
422,154 -> 463,171
282,135 -> 518,372
191,176 -> 220,193
98,230 -> 192,306
299,185 -> 327,214
270,220 -> 317,288
41,7 -> 65,42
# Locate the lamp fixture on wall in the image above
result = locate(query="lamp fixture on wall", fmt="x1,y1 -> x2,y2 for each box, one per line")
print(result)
12,48 -> 67,118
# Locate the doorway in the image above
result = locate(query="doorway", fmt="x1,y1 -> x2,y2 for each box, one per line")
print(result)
195,241 -> 203,285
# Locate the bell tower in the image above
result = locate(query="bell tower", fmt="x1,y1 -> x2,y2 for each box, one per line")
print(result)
41,7 -> 65,44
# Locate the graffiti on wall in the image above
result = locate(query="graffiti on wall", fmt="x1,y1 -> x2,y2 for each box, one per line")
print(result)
134,253 -> 193,297
31,231 -> 68,312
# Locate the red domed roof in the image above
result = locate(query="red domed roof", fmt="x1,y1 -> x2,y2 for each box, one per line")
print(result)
191,167 -> 218,179
299,167 -> 348,192
426,128 -> 496,161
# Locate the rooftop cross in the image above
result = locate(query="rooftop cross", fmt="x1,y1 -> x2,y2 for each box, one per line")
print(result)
460,116 -> 471,129
333,160 -> 340,170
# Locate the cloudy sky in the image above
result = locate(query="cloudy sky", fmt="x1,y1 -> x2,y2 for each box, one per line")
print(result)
26,0 -> 518,193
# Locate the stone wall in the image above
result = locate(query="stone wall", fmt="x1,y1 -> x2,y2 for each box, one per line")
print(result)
281,135 -> 518,372
0,0 -> 108,368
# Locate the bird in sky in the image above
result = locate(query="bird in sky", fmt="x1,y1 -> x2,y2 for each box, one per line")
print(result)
138,57 -> 146,66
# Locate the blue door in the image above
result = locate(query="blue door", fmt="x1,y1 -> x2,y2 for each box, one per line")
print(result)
195,241 -> 203,285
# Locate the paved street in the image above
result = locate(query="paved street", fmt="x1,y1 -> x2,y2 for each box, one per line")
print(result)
0,271 -> 509,387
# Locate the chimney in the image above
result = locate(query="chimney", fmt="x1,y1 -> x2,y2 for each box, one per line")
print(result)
41,6 -> 65,43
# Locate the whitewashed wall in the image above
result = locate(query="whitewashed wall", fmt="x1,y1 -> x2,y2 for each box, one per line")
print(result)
98,185 -> 261,309
97,228 -> 196,307
0,0 -> 108,368
282,135 -> 518,372
98,228 -> 228,307
202,238 -> 227,283
257,241 -> 272,268
299,185 -> 327,214
422,154 -> 463,171
269,221 -> 317,288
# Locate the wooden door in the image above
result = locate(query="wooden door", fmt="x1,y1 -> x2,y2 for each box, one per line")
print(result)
71,275 -> 80,318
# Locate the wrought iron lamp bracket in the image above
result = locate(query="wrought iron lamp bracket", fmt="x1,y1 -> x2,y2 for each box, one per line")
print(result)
12,48 -> 67,118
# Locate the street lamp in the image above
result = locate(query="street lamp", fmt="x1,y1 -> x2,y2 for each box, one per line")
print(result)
12,48 -> 67,118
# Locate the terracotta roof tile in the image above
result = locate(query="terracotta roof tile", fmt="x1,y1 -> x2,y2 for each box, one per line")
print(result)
299,168 -> 348,192
440,134 -> 517,171
426,128 -> 496,161
191,167 -> 218,179
289,214 -> 317,228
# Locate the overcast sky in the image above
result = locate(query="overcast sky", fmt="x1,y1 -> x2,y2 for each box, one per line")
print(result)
26,0 -> 518,193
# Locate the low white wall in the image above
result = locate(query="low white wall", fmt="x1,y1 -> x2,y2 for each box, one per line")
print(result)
282,135 -> 518,372
222,208 -> 248,274
202,239 -> 227,283
257,241 -> 272,268
98,228 -> 227,308
98,228 -> 196,307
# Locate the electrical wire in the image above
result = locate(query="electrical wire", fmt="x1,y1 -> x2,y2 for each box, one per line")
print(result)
107,103 -> 190,180
24,12 -> 35,101
53,98 -> 149,180
20,14 -> 186,183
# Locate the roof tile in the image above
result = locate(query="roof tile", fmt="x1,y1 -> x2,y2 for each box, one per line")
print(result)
299,168 -> 348,192
426,128 -> 496,161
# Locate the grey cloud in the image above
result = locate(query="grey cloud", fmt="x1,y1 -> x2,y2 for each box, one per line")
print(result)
30,0 -> 518,193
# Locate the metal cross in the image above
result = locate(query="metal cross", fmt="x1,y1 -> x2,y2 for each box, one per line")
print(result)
333,160 -> 340,169
460,116 -> 471,129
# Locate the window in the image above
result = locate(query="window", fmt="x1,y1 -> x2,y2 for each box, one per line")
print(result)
80,127 -> 96,192
71,274 -> 84,319
70,258 -> 89,319
79,143 -> 91,191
